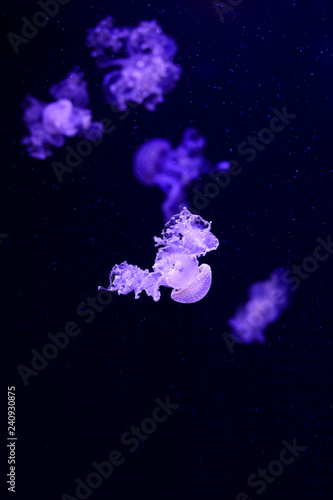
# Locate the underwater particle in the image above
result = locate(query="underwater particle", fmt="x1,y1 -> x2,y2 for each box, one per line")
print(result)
86,16 -> 181,111
21,70 -> 104,160
98,207 -> 219,303
133,128 -> 230,220
228,271 -> 290,343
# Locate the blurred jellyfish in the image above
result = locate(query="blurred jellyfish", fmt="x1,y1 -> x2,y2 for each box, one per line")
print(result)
86,16 -> 181,111
98,207 -> 219,303
21,70 -> 104,160
133,128 -> 231,221
228,271 -> 290,344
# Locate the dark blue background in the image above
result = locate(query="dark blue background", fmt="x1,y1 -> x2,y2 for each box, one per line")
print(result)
2,0 -> 333,499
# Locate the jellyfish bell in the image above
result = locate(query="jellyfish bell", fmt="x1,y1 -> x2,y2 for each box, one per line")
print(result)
170,263 -> 212,304
133,138 -> 172,186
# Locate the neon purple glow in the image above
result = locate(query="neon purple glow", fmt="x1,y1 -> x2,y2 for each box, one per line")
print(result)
86,16 -> 181,111
228,271 -> 290,344
98,207 -> 219,303
133,128 -> 231,220
21,70 -> 104,160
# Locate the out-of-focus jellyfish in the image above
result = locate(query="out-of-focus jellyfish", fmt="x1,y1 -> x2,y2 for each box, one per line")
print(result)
133,128 -> 231,221
21,70 -> 104,160
98,207 -> 219,303
228,271 -> 290,344
86,16 -> 181,111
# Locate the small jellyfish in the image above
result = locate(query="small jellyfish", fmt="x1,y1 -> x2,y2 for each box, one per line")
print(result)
98,207 -> 219,303
228,271 -> 290,344
21,70 -> 103,160
133,128 -> 230,220
86,17 -> 181,111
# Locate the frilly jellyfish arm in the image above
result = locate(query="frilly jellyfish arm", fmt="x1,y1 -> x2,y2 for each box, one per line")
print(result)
86,16 -> 131,67
98,262 -> 151,296
42,99 -> 92,137
228,271 -> 290,344
49,70 -> 90,108
98,208 -> 219,303
102,55 -> 181,111
154,207 -> 219,257
98,262 -> 164,302
127,20 -> 178,58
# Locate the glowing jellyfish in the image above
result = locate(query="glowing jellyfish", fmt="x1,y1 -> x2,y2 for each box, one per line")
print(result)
133,128 -> 230,220
98,207 -> 219,303
21,70 -> 103,160
86,17 -> 181,111
228,271 -> 290,343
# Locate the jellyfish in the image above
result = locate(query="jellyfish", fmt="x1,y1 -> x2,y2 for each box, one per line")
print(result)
86,17 -> 181,111
228,271 -> 290,343
98,207 -> 219,303
133,128 -> 231,221
21,70 -> 104,160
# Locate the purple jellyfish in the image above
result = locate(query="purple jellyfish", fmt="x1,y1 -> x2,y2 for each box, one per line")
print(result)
228,271 -> 290,344
133,128 -> 230,221
98,207 -> 219,304
21,70 -> 104,160
86,16 -> 181,111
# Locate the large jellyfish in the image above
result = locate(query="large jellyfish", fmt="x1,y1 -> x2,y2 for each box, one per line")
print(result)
228,271 -> 290,344
98,207 -> 219,303
21,70 -> 104,160
86,16 -> 181,111
133,128 -> 230,221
